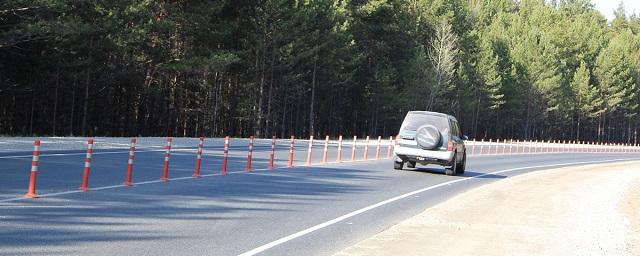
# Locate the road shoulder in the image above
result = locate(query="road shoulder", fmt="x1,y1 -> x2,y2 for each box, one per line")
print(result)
336,161 -> 640,256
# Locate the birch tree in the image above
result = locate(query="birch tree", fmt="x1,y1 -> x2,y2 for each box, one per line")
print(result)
426,20 -> 457,111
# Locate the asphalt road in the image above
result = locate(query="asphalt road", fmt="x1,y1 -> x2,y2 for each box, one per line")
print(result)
0,138 -> 638,256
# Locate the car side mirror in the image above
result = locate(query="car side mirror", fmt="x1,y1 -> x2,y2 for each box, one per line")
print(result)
463,135 -> 469,140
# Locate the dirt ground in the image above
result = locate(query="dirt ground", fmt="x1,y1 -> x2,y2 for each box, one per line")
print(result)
336,161 -> 640,256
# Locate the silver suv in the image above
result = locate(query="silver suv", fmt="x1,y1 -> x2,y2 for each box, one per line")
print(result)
393,111 -> 467,175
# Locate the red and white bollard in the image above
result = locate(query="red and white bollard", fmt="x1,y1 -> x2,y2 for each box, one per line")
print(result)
322,136 -> 329,163
351,136 -> 357,161
160,137 -> 172,182
501,139 -> 506,155
269,136 -> 276,170
245,136 -> 254,172
489,139 -> 493,155
193,137 -> 205,178
509,139 -> 513,155
124,137 -> 137,186
471,139 -> 476,155
306,136 -> 314,166
221,136 -> 229,175
24,139 -> 41,198
587,141 -> 590,153
364,136 -> 370,160
79,138 -> 94,191
387,136 -> 393,159
288,136 -> 295,168
337,135 -> 343,163
375,136 -> 381,160
546,140 -> 550,153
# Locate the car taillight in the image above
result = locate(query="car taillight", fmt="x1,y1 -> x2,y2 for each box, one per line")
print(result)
447,140 -> 453,151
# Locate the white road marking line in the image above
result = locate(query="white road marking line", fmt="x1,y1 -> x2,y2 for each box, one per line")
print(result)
237,157 -> 640,256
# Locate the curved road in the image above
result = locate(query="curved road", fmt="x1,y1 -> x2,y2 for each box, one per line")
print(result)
0,138 -> 638,256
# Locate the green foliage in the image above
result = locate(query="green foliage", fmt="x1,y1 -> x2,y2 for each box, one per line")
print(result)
1,0 -> 640,143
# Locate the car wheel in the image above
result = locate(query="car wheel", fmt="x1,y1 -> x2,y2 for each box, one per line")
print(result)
445,153 -> 457,176
416,125 -> 442,150
407,161 -> 416,168
456,152 -> 466,175
394,160 -> 404,170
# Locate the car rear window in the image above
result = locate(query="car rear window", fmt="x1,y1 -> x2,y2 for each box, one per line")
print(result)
400,113 -> 449,133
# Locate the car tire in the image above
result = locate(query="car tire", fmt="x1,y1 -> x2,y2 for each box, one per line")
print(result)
445,153 -> 457,176
407,161 -> 416,168
456,152 -> 466,175
394,160 -> 404,170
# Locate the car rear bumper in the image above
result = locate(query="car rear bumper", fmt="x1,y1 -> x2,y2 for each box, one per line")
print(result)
394,146 -> 454,165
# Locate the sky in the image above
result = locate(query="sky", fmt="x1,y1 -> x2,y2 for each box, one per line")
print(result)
592,0 -> 640,20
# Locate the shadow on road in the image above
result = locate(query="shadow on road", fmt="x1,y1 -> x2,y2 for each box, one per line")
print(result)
0,162 -> 386,252
404,167 -> 507,179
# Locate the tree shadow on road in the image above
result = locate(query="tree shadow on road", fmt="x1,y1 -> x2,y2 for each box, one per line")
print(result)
0,159 -> 388,254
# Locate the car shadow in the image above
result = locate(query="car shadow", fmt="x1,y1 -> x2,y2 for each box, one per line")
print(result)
404,167 -> 507,179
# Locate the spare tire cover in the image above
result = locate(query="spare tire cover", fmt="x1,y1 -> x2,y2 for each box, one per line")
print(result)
415,125 -> 441,150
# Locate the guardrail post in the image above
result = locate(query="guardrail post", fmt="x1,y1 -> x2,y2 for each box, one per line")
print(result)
322,135 -> 329,163
351,136 -> 357,161
502,139 -> 506,155
306,136 -> 314,166
193,137 -> 204,178
124,137 -> 137,186
24,139 -> 41,198
80,138 -> 95,191
375,136 -> 381,160
386,136 -> 393,159
245,136 -> 254,172
337,135 -> 343,163
509,139 -> 513,155
160,137 -> 172,182
363,136 -> 370,160
288,136 -> 295,168
268,136 -> 276,170
471,139 -> 476,156
221,136 -> 229,175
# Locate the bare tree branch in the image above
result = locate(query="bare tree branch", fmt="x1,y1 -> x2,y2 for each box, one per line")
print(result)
426,20 -> 457,111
